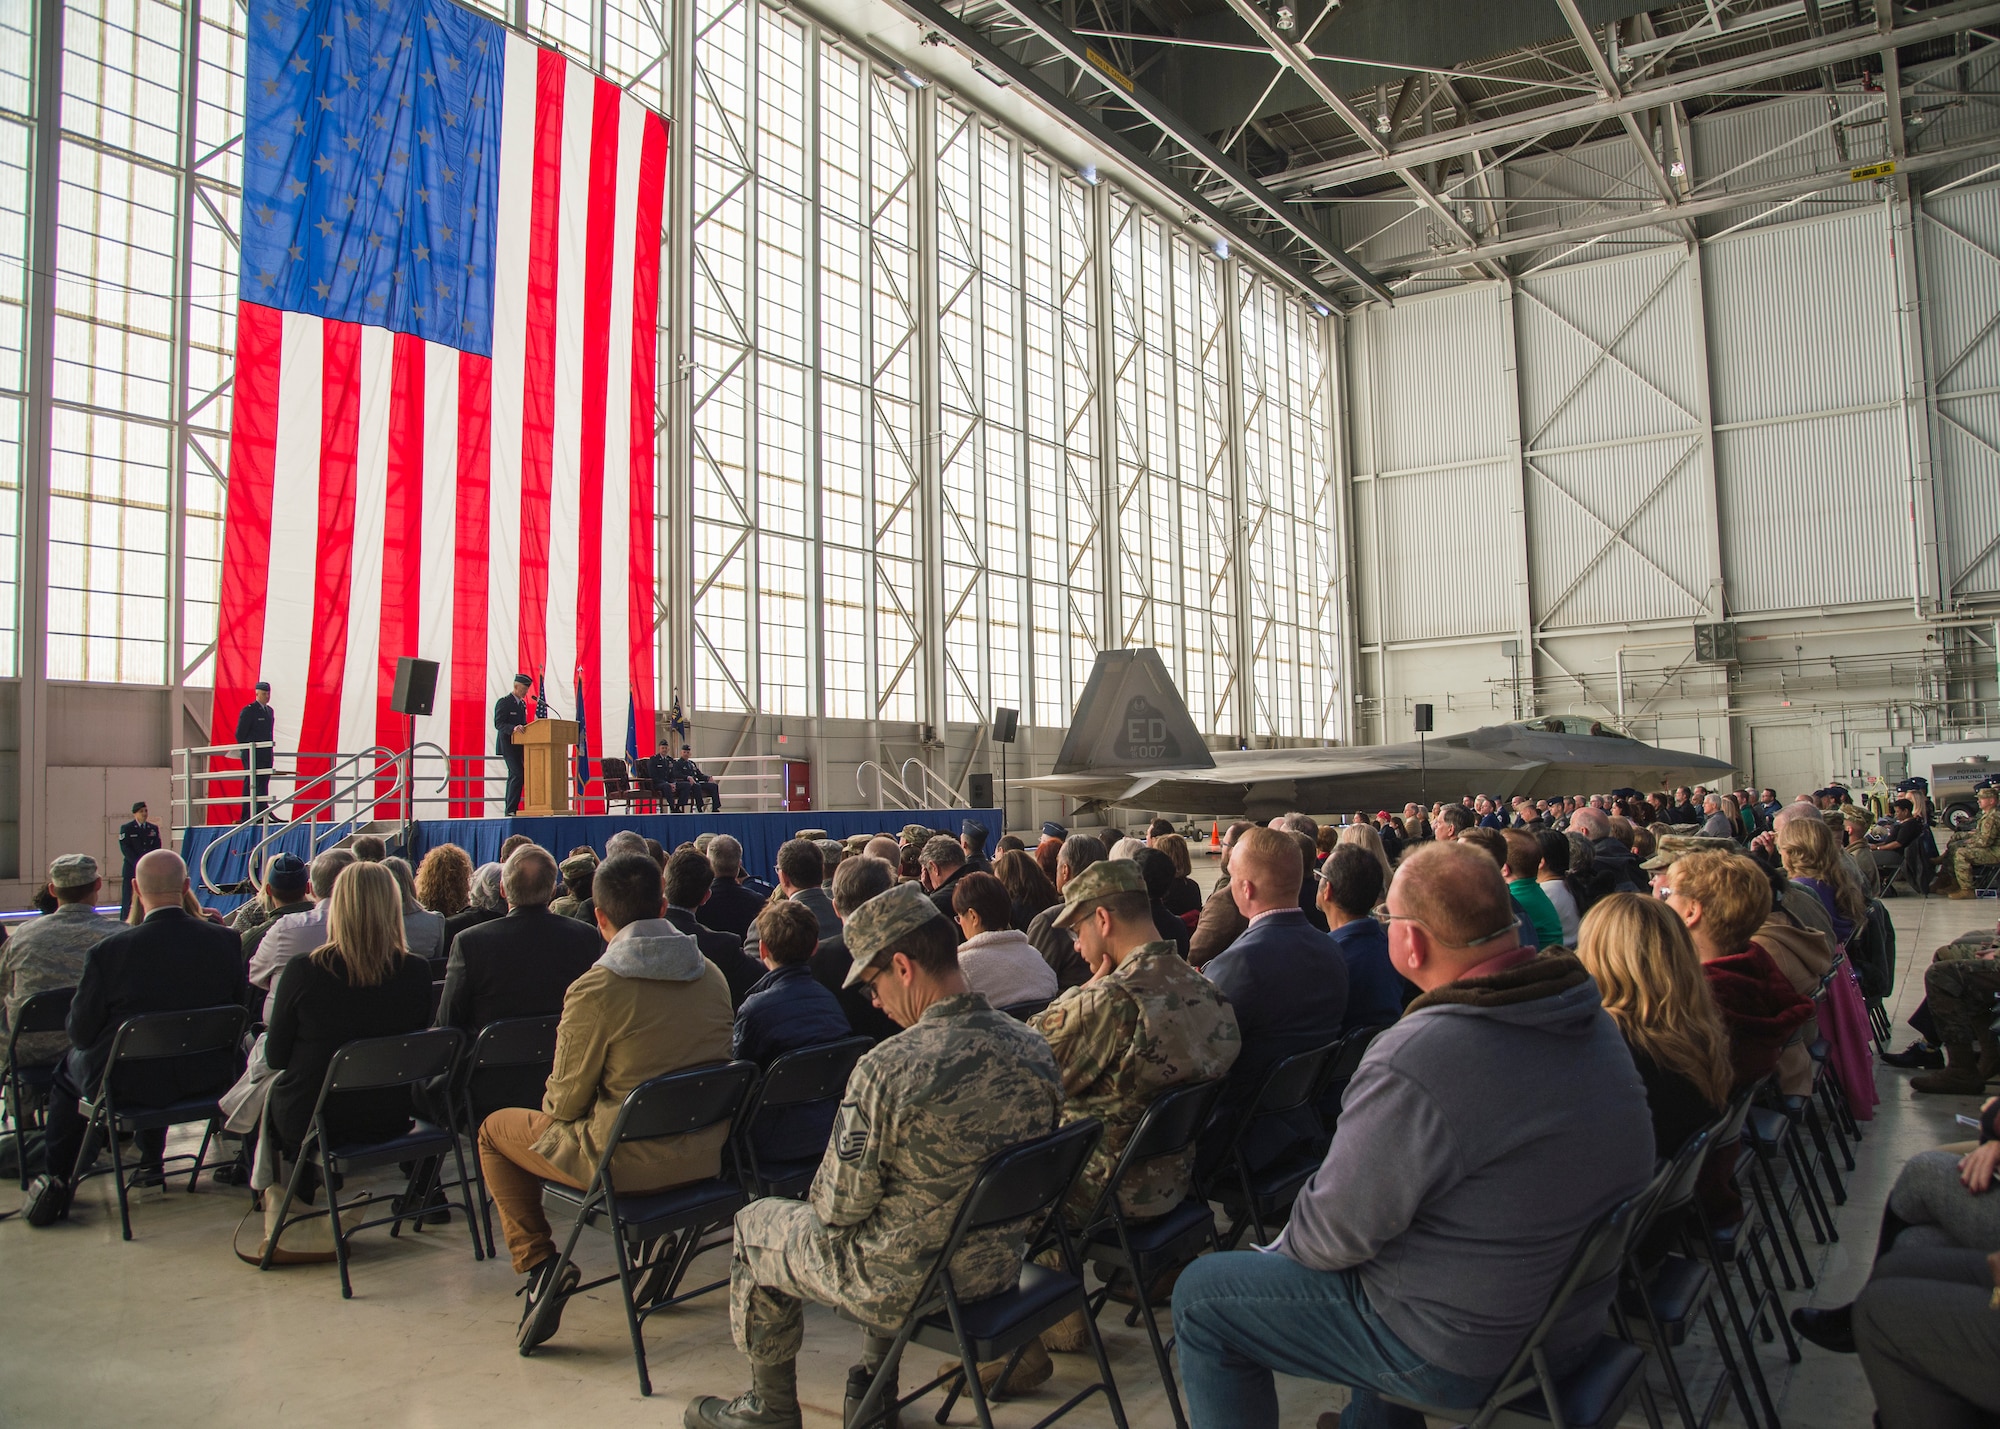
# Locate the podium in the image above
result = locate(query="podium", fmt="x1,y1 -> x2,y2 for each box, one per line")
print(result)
514,720 -> 578,816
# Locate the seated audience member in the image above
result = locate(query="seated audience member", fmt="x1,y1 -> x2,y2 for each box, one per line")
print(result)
950,871 -> 1059,1010
436,846 -> 603,1034
1777,810 -> 1866,945
1171,842 -> 1655,1429
1699,794 -> 1738,841
1571,806 -> 1641,898
684,882 -> 1062,1429
261,863 -> 433,1214
1135,848 -> 1194,958
993,848 -> 1061,930
774,838 -> 840,940
414,843 -> 473,919
810,854 -> 903,1044
959,819 -> 993,875
1315,847 -> 1404,1031
550,851 -> 597,923
1,855 -> 121,1073
1287,829 -> 1332,932
862,834 -> 902,870
1155,833 -> 1205,917
1460,829 -> 1543,952
384,857 -> 446,965
350,834 -> 388,862
995,833 -> 1025,856
1868,798 -> 1933,887
661,847 -> 765,1009
1430,804 -> 1473,841
444,862 -> 507,955
1336,822 -> 1394,890
1146,817 -> 1177,846
498,834 -> 535,864
238,853 -> 313,974
918,835 -> 971,926
1533,830 -> 1581,946
479,852 -> 736,1347
1902,937 -> 2000,1095
1033,821 -> 1066,883
1023,835 -> 1103,991
1189,822 -> 1256,966
699,835 -> 767,941
734,900 -> 853,1167
250,850 -> 357,1019
1501,830 -> 1563,950
1838,806 -> 1884,899
1374,813 -> 1405,863
1573,895 -> 1731,1164
1202,827 -> 1349,1172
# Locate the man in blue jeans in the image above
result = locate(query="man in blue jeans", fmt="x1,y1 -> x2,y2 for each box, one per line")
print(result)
1173,842 -> 1654,1428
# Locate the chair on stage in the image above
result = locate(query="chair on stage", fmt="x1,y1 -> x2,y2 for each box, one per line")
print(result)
602,758 -> 656,815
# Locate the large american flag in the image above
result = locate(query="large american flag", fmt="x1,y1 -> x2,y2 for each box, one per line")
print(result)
213,0 -> 665,819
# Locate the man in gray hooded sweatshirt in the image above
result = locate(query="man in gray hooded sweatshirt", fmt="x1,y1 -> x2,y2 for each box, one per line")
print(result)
1172,842 -> 1654,1429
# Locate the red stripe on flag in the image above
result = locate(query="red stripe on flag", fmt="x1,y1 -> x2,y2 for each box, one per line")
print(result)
214,302 -> 284,824
628,114 -> 668,757
574,77 -> 621,814
375,333 -> 425,800
452,353 -> 494,818
296,319 -> 362,819
516,46 -> 567,687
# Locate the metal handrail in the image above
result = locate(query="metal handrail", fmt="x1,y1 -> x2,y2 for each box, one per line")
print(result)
900,758 -> 969,810
857,760 -> 921,812
198,746 -> 404,894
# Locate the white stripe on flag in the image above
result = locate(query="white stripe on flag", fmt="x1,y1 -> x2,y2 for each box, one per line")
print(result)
266,312 -> 324,798
488,32 -> 538,689
599,91 -> 643,762
544,59 -> 595,709
339,324 -> 393,763
415,344 -> 461,763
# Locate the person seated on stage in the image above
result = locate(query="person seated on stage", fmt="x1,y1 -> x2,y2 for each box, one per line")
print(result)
238,852 -> 313,981
24,850 -> 248,1225
1022,834 -> 1102,991
734,900 -> 853,1169
549,851 -> 598,923
249,849 -> 357,1020
637,738 -> 677,805
478,851 -> 735,1349
918,835 -> 972,927
351,834 -> 388,863
683,881 -> 1063,1429
1169,842 -> 1655,1429
1315,846 -> 1405,1032
443,862 -> 506,958
414,843 -> 473,921
949,871 -> 1058,1011
1190,821 -> 1256,966
383,856 -> 446,967
674,744 -> 722,813
811,854 -> 904,1044
698,836 -> 769,943
662,846 -> 765,1009
436,846 -> 603,1035
0,855 -> 121,1080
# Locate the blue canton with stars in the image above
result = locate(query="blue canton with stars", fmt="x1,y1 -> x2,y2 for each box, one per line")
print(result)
241,0 -> 504,356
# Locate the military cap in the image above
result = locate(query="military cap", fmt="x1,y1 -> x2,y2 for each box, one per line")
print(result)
839,882 -> 949,987
1639,834 -> 1738,871
900,823 -> 931,844
1980,782 -> 2000,800
511,673 -> 531,687
559,852 -> 598,880
1039,821 -> 1067,841
843,833 -> 871,853
254,680 -> 271,692
961,818 -> 988,842
1052,857 -> 1145,929
263,851 -> 309,892
48,853 -> 99,889
1838,804 -> 1873,825
794,829 -> 829,841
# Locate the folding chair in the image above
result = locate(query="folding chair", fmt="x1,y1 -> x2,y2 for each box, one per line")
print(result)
847,1117 -> 1130,1429
1380,1195 -> 1650,1429
1204,1039 -> 1340,1248
453,1014 -> 561,1256
4,985 -> 75,1190
735,1035 -> 871,1198
1073,1079 -> 1227,1429
75,1004 -> 249,1241
1309,1021 -> 1391,1145
260,1028 -> 485,1297
998,999 -> 1052,1022
523,1059 -> 761,1394
601,757 -> 653,813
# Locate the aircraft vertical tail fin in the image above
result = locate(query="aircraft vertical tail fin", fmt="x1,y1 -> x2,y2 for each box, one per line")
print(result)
1051,650 -> 1216,776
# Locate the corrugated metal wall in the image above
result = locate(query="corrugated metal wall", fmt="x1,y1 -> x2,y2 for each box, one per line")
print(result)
1921,183 -> 2000,598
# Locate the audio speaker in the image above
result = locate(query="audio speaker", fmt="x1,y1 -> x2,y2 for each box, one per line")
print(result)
390,657 -> 440,717
991,707 -> 1019,744
1413,703 -> 1433,734
967,772 -> 995,807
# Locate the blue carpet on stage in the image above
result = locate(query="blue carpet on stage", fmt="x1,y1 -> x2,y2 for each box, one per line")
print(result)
181,807 -> 1000,911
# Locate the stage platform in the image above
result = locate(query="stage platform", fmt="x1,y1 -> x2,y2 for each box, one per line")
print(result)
181,806 -> 1000,911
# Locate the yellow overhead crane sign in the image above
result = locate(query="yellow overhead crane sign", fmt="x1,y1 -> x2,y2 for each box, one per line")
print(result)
1085,46 -> 1136,93
1850,160 -> 1897,182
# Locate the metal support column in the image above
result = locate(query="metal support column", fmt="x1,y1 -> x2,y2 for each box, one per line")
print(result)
1888,185 -> 1942,616
1325,309 -> 1361,745
1220,258 -> 1255,742
662,0 -> 696,721
1088,180 -> 1121,660
1682,245 -> 1734,763
167,0 -> 201,757
1495,280 -> 1537,714
914,85 -> 947,748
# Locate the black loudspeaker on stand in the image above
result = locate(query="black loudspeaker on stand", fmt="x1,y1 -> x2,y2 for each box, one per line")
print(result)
967,772 -> 994,807
990,707 -> 1018,829
1413,703 -> 1432,810
389,657 -> 440,832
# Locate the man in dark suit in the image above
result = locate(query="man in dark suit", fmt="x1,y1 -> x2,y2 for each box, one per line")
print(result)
696,835 -> 767,942
494,674 -> 531,815
663,847 -> 764,1007
234,680 -> 276,819
808,853 -> 902,1043
918,834 -> 972,928
435,846 -> 602,1035
1200,826 -> 1349,1175
24,849 -> 247,1226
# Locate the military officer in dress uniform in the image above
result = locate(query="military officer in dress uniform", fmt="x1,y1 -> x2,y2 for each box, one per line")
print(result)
116,802 -> 162,919
494,674 -> 531,815
234,681 -> 276,820
673,744 -> 721,813
683,881 -> 1063,1429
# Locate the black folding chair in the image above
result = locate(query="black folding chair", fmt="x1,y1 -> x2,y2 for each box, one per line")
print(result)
4,985 -> 75,1190
998,999 -> 1052,1022
735,1035 -> 871,1198
847,1117 -> 1130,1429
260,1028 -> 484,1297
1381,1195 -> 1651,1429
75,1004 -> 249,1241
523,1059 -> 761,1394
452,1014 -> 561,1257
1205,1039 -> 1340,1248
1074,1079 -> 1227,1429
1310,1021 -> 1391,1145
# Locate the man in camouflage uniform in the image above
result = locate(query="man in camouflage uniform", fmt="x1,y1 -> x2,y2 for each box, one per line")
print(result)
0,856 -> 120,1137
684,881 -> 1063,1429
1907,928 -> 2000,1094
549,851 -> 597,921
1939,784 -> 2000,898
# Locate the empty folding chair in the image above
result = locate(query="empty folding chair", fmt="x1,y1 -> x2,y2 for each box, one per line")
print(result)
73,1004 -> 250,1240
1204,1039 -> 1339,1248
847,1117 -> 1129,1429
735,1035 -> 871,1198
452,1014 -> 561,1256
4,985 -> 76,1190
259,1028 -> 485,1297
522,1059 -> 761,1395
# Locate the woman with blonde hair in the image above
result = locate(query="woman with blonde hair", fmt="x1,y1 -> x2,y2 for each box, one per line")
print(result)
1574,893 -> 1733,1161
1336,820 -> 1395,891
1776,812 -> 1866,945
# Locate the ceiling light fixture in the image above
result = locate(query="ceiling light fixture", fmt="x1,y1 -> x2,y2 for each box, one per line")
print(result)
1078,164 -> 1101,185
1213,238 -> 1231,259
1275,5 -> 1295,31
894,65 -> 929,90
1668,159 -> 1686,178
1375,110 -> 1392,135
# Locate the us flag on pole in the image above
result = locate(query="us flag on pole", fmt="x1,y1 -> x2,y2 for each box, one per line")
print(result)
213,0 -> 665,819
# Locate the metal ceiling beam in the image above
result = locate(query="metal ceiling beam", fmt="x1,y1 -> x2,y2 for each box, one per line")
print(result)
1273,0 -> 2000,193
1550,0 -> 1696,239
897,0 -> 1392,300
870,0 -> 1382,304
1384,131 -> 2000,279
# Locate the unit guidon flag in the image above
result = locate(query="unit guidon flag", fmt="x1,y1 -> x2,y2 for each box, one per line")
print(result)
214,0 -> 665,818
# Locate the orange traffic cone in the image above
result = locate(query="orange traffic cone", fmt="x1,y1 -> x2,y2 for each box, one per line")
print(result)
1208,821 -> 1221,853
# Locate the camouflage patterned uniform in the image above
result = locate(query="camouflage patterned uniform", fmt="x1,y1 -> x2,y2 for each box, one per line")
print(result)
1921,938 -> 2000,1046
0,902 -> 120,1066
727,991 -> 1063,1364
1030,941 -> 1239,1220
1944,807 -> 2000,890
